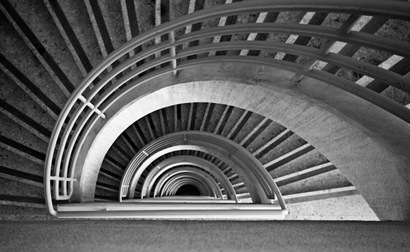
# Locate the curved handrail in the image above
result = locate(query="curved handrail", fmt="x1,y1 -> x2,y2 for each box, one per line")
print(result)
140,156 -> 237,201
155,169 -> 223,198
120,131 -> 287,207
45,0 -> 410,216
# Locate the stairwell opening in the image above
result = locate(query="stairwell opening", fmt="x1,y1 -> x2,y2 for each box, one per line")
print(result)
175,184 -> 201,196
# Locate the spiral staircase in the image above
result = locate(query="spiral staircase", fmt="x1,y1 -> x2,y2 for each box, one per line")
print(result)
0,0 -> 410,222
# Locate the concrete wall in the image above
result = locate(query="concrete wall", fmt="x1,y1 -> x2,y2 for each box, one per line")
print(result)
73,62 -> 410,220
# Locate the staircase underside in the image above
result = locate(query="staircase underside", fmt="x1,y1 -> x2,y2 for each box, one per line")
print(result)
0,0 -> 410,221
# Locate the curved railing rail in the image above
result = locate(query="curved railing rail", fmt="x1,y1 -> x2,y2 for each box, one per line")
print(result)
45,0 -> 410,216
140,155 -> 237,201
119,131 -> 284,205
119,134 -> 185,200
155,168 -> 223,198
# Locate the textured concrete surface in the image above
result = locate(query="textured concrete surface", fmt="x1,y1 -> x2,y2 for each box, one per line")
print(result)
285,194 -> 378,221
74,62 -> 410,220
0,220 -> 409,251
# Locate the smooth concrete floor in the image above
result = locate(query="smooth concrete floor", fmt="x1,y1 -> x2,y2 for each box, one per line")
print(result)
0,220 -> 409,252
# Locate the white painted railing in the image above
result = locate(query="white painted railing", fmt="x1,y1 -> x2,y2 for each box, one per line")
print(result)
45,0 -> 410,217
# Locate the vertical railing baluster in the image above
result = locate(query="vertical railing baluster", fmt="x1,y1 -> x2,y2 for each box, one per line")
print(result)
169,30 -> 178,76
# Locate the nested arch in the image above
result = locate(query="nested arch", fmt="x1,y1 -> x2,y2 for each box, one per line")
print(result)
141,155 -> 237,201
120,131 -> 283,204
73,62 -> 410,220
154,169 -> 222,198
175,184 -> 201,196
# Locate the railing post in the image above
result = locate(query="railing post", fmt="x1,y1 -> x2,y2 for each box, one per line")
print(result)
169,30 -> 178,76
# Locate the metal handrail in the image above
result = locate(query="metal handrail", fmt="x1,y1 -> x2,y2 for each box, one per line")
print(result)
156,169 -> 223,198
44,0 -> 410,216
119,131 -> 287,208
141,155 -> 237,201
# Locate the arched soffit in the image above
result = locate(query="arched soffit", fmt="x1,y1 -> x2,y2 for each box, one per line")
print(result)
157,170 -> 218,198
121,131 -> 281,204
154,169 -> 222,198
122,146 -> 240,201
74,62 -> 410,220
121,136 -> 275,204
144,164 -> 226,199
141,155 -> 236,201
159,173 -> 211,197
162,177 -> 210,197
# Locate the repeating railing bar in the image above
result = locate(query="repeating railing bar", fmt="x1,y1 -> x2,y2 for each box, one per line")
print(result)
154,0 -> 162,59
356,55 -> 403,87
239,12 -> 268,56
366,57 -> 410,93
209,0 -> 233,56
182,0 -> 197,50
281,12 -> 329,62
275,11 -> 316,60
105,54 -> 410,125
169,30 -> 178,76
56,24 -> 408,115
45,0 -> 410,217
322,16 -> 388,74
121,0 -> 142,70
291,13 -> 361,82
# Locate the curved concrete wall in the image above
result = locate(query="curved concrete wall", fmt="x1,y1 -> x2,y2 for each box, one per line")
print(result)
73,62 -> 410,220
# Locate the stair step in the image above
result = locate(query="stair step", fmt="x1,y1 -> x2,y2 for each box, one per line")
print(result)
55,0 -> 102,70
0,59 -> 59,121
0,14 -> 67,111
0,135 -> 45,166
258,132 -> 307,166
0,177 -> 44,200
274,162 -> 336,186
244,120 -> 283,156
1,0 -> 78,95
0,113 -> 48,153
271,150 -> 330,179
0,99 -> 51,142
0,165 -> 42,188
280,169 -> 352,196
0,148 -> 43,177
283,186 -> 358,204
0,204 -> 51,220
95,0 -> 127,52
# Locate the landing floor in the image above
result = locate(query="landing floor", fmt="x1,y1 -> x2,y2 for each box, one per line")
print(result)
1,220 -> 409,251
